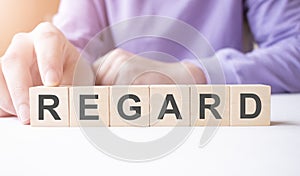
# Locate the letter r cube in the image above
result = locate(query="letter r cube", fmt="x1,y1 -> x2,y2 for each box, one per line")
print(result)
30,86 -> 69,127
190,85 -> 230,126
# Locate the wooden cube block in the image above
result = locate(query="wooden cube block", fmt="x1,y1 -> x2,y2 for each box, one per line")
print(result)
150,85 -> 190,126
110,85 -> 149,127
191,85 -> 230,126
230,85 -> 271,126
30,86 -> 69,127
69,86 -> 109,127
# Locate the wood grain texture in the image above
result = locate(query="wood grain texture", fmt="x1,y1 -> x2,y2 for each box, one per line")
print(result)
230,85 -> 271,126
150,85 -> 190,126
30,86 -> 69,127
69,86 -> 109,127
110,85 -> 149,127
191,85 -> 230,126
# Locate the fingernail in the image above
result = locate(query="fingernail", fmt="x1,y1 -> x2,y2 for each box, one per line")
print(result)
18,104 -> 30,125
45,70 -> 60,86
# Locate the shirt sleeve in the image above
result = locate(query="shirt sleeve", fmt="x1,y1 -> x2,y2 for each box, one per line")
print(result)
215,0 -> 300,93
52,0 -> 108,55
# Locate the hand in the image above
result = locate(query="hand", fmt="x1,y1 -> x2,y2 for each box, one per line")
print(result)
0,22 -> 80,124
93,48 -> 207,85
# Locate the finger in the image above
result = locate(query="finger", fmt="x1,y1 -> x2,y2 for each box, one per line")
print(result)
31,22 -> 66,86
0,58 -> 16,115
2,33 -> 34,124
100,55 -> 129,85
93,48 -> 127,72
0,108 -> 13,117
60,41 -> 81,85
95,49 -> 131,85
93,51 -> 115,84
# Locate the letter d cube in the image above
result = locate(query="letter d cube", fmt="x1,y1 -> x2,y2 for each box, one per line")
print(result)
30,86 -> 69,127
230,85 -> 271,126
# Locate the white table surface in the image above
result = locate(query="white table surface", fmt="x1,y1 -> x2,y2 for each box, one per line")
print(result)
0,94 -> 299,176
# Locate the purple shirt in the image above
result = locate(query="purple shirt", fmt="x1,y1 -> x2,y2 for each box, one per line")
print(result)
53,0 -> 300,93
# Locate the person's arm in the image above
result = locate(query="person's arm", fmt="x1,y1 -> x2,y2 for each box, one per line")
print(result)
0,0 -> 105,123
53,0 -> 106,50
53,0 -> 113,63
215,0 -> 300,93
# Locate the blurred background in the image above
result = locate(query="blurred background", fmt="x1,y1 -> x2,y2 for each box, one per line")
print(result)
0,0 -> 60,55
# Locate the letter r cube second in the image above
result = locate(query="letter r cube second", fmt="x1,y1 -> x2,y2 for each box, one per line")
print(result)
30,86 -> 69,127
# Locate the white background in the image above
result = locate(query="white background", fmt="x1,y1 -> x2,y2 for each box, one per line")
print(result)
0,94 -> 299,176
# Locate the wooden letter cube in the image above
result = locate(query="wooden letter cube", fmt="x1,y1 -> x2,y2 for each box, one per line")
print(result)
150,85 -> 190,126
30,86 -> 69,127
69,86 -> 109,127
110,85 -> 150,127
191,85 -> 230,126
230,85 -> 271,126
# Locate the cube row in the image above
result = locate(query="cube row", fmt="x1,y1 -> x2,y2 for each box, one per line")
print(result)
29,85 -> 271,127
